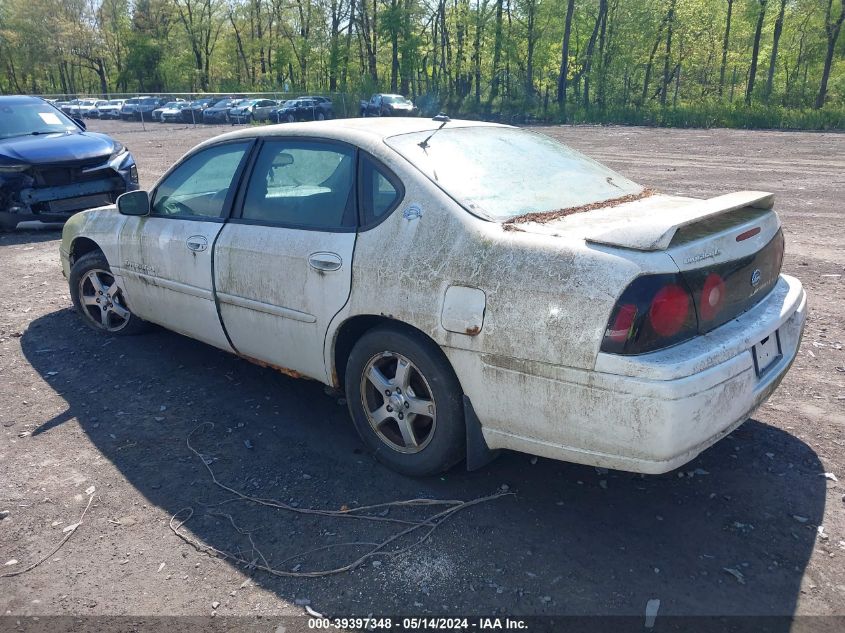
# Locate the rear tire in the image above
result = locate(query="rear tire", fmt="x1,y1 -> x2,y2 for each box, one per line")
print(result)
69,251 -> 150,336
0,217 -> 17,232
345,325 -> 465,476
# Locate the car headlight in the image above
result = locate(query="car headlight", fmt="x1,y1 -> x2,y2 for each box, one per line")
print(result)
110,141 -> 127,161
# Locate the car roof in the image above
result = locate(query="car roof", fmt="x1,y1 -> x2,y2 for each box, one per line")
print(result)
0,95 -> 50,105
194,118 -> 507,154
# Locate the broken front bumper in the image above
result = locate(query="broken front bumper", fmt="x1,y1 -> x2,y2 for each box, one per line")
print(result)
0,152 -> 138,227
446,274 -> 807,474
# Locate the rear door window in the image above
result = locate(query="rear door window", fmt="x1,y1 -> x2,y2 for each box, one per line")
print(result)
239,140 -> 356,230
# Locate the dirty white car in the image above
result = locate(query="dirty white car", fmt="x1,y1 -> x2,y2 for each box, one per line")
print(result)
60,118 -> 807,476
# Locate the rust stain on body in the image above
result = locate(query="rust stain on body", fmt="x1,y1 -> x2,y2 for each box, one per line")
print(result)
240,355 -> 306,380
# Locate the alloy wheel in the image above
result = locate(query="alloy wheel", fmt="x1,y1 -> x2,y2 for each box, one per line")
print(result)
78,268 -> 132,332
360,351 -> 437,454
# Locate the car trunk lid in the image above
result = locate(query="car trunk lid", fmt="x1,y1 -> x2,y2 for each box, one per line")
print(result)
508,190 -> 784,336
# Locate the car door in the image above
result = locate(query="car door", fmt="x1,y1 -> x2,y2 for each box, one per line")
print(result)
213,138 -> 357,382
117,140 -> 253,350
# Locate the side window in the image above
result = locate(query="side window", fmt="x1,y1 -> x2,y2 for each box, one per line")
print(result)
360,155 -> 401,225
241,140 -> 355,229
152,142 -> 250,218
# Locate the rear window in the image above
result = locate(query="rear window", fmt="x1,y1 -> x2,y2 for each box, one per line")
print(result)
385,126 -> 642,221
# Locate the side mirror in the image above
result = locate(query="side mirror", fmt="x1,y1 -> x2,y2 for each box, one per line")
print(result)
117,190 -> 150,216
73,117 -> 86,130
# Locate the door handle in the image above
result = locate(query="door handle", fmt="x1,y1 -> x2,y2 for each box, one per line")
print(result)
186,235 -> 208,252
308,252 -> 342,272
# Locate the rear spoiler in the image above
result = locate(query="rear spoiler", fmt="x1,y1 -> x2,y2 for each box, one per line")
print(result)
586,191 -> 775,252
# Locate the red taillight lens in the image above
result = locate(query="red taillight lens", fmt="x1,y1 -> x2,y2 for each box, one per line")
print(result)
601,274 -> 698,355
699,273 -> 726,321
648,284 -> 691,337
607,304 -> 637,342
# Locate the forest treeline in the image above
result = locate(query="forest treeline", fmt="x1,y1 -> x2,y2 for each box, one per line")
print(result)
0,0 -> 843,128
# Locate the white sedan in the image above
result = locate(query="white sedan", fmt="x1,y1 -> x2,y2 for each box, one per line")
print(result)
59,118 -> 807,476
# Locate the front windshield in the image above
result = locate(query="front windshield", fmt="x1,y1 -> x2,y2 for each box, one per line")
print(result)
384,95 -> 409,104
0,101 -> 78,139
386,126 -> 643,221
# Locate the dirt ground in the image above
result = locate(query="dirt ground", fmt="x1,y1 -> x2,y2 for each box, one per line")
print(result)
0,119 -> 843,628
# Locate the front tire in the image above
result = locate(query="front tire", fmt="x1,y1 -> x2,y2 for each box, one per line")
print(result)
345,325 -> 465,476
69,251 -> 149,336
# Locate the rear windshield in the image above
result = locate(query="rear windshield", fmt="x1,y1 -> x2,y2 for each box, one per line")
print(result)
386,126 -> 642,221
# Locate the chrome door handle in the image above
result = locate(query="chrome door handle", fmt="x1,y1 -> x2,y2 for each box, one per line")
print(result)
186,235 -> 208,252
308,252 -> 342,272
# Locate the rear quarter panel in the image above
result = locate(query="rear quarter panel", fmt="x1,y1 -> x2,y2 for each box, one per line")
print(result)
331,141 -> 681,380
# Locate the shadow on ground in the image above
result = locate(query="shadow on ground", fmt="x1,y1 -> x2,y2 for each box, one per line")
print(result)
0,225 -> 63,246
21,307 -> 825,625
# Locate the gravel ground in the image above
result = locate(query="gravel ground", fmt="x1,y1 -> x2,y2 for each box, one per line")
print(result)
0,119 -> 843,626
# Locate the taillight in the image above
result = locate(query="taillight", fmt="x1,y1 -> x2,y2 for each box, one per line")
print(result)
699,273 -> 726,321
601,274 -> 698,355
649,284 -> 691,337
608,304 -> 637,342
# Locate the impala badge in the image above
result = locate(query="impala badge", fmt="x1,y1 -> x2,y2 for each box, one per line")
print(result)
751,269 -> 762,287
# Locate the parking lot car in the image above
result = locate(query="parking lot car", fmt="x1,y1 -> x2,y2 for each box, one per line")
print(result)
70,99 -> 102,118
96,99 -> 125,120
270,97 -> 333,123
361,94 -> 417,117
135,97 -> 169,121
228,98 -> 279,124
0,95 -> 138,231
86,100 -> 111,119
152,100 -> 185,122
180,97 -> 217,123
158,102 -> 188,123
119,97 -> 144,120
59,100 -> 79,115
59,119 -> 806,476
203,99 -> 241,124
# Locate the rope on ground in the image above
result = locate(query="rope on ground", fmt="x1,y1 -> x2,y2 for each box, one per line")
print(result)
0,493 -> 95,579
168,422 -> 510,578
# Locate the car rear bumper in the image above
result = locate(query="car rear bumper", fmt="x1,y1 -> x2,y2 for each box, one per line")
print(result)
446,274 -> 806,473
